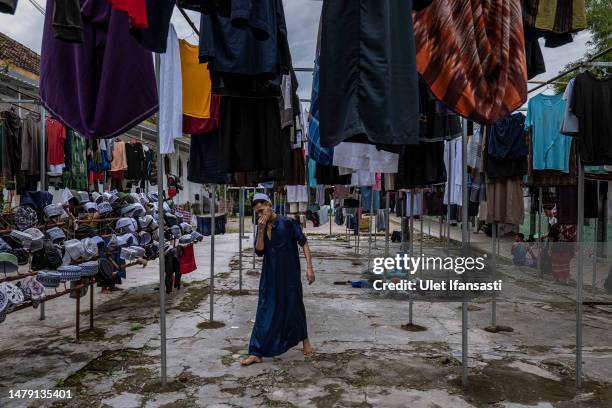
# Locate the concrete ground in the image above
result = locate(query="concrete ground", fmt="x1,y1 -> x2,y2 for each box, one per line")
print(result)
0,217 -> 611,408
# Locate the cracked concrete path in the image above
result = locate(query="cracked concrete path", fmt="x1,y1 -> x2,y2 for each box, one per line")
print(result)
0,231 -> 611,407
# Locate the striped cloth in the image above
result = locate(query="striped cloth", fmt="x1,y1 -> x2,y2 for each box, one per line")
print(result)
413,0 -> 528,125
175,208 -> 193,225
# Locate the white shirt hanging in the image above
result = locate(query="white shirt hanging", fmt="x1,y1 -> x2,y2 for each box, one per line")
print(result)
159,24 -> 183,154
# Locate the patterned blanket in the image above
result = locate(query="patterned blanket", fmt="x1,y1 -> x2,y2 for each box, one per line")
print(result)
414,0 -> 528,124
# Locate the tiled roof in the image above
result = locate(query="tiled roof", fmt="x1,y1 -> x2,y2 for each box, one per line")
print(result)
0,32 -> 40,76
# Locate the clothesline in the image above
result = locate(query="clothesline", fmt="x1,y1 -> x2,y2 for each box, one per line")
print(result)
528,46 -> 612,94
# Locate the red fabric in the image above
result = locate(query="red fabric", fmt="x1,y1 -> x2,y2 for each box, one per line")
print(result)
46,117 -> 67,165
179,245 -> 197,274
183,95 -> 221,135
88,170 -> 104,185
111,170 -> 125,180
168,187 -> 177,198
108,0 -> 148,28
551,246 -> 574,283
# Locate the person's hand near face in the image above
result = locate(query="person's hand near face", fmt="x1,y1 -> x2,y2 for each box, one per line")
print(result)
257,206 -> 272,229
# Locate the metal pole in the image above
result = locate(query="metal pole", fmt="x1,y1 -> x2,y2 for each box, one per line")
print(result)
252,189 -> 256,269
409,191 -> 415,258
155,53 -> 167,387
400,193 -> 406,253
420,191 -> 424,256
90,284 -> 94,329
408,191 -> 414,325
576,160 -> 585,388
446,141 -> 452,253
210,185 -> 216,321
538,188 -> 543,278
462,298 -> 468,386
461,118 -> 470,386
491,222 -> 497,327
239,187 -> 244,292
593,182 -> 599,288
40,107 -> 47,191
385,191 -> 390,257
461,120 -> 470,245
39,302 -> 45,321
367,189 -> 374,271
76,292 -> 80,342
356,190 -> 362,255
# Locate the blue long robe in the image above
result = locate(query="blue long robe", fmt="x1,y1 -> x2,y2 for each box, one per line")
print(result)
248,216 -> 308,357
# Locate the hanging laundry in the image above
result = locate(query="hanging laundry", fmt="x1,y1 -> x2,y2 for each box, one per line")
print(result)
130,0 -> 174,53
183,95 -> 221,135
280,74 -> 294,129
523,27 -> 546,79
46,117 -> 66,176
52,0 -> 84,43
535,0 -> 587,34
40,0 -> 158,140
414,0 -> 528,124
63,130 -> 87,189
307,17 -> 333,166
443,138 -> 463,206
286,185 -> 308,203
20,113 -> 40,178
526,128 -> 577,187
350,171 -> 376,188
198,0 -> 291,77
0,0 -> 17,14
360,187 -> 380,212
219,97 -> 284,173
396,143 -> 446,189
383,174 -> 396,191
319,0 -> 427,147
160,25 -> 183,155
332,143 -> 399,174
110,140 -> 128,172
108,0 -> 148,28
404,192 -> 423,217
526,93 -> 571,172
561,78 -> 579,136
334,185 -> 350,200
571,72 -> 612,166
282,146 -> 306,186
485,177 -> 525,225
179,245 -> 196,275
0,109 -> 21,184
317,205 -> 330,225
315,163 -> 351,186
307,159 -> 318,188
180,39 -> 212,119
486,113 -> 529,179
188,132 -> 231,185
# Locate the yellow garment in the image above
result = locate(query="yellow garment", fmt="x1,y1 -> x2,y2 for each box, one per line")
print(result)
179,39 -> 212,119
535,0 -> 557,31
536,0 -> 587,32
572,0 -> 587,31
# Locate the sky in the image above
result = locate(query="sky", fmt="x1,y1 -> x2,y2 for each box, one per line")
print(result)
0,1 -> 591,103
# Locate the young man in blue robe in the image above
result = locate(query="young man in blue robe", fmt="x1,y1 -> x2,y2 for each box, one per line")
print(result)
241,193 -> 315,366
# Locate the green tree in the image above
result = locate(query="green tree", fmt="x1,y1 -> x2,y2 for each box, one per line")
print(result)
553,0 -> 612,92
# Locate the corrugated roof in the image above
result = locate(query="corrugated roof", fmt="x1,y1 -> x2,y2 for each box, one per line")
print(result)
0,32 -> 40,76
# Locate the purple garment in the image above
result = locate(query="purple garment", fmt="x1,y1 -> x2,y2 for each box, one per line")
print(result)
40,0 -> 158,139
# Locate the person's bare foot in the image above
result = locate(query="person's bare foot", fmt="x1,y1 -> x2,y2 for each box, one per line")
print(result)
101,288 -> 112,294
303,339 -> 313,356
240,355 -> 262,366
